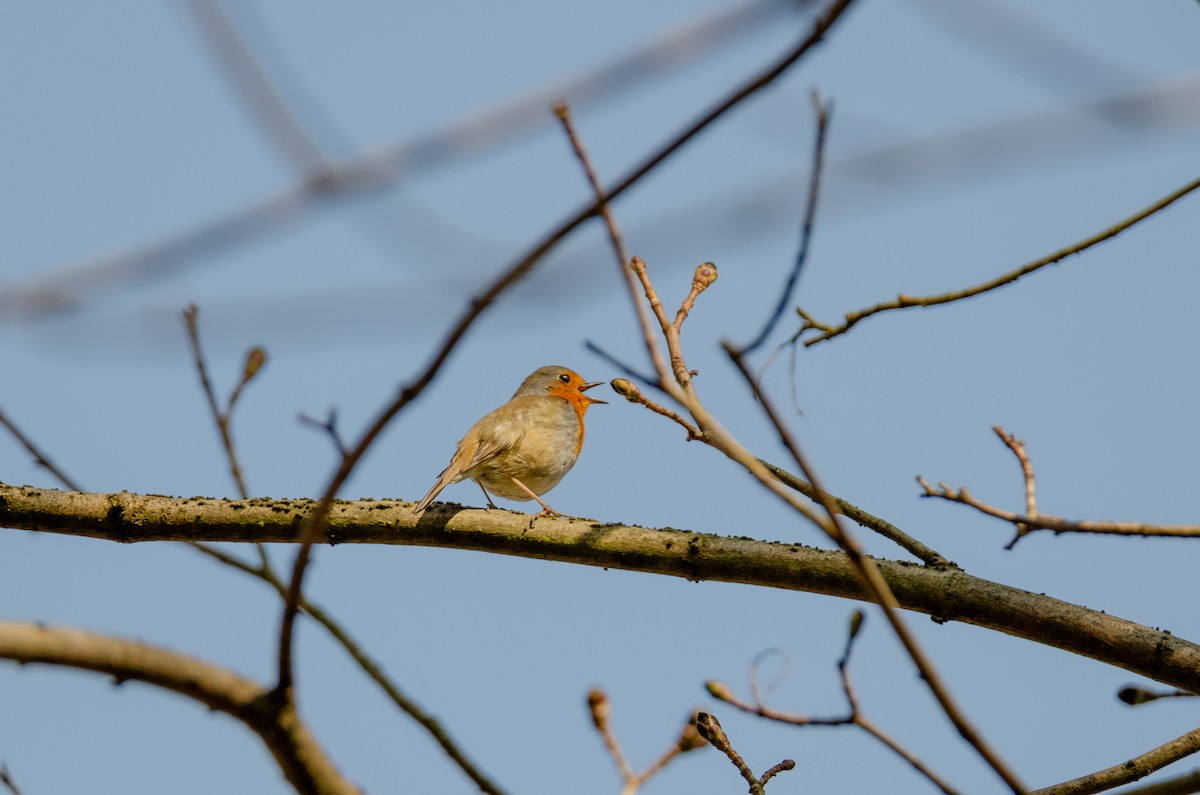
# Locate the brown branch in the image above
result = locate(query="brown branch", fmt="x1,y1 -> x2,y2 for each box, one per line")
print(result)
797,173 -> 1200,346
694,712 -> 794,794
1032,726 -> 1200,795
186,545 -> 509,795
0,620 -> 358,795
916,479 -> 1200,546
5,484 -> 1200,694
277,0 -> 860,702
0,408 -> 82,492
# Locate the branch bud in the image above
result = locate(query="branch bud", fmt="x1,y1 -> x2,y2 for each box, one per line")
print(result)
609,378 -> 642,402
587,687 -> 610,729
693,712 -> 726,745
241,346 -> 268,383
677,711 -> 709,752
705,680 -> 734,702
692,262 -> 718,290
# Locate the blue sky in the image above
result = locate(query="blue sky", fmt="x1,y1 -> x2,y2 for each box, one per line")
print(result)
2,2 -> 1199,793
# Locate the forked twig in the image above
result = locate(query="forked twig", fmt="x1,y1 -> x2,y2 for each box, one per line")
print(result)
587,688 -> 707,795
694,712 -> 795,794
919,426 -> 1200,548
796,174 -> 1200,346
709,612 -> 960,795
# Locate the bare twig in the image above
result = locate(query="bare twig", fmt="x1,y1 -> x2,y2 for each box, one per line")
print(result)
275,0 -> 860,700
609,378 -> 702,440
555,102 -> 669,386
740,90 -> 832,356
1119,686 -> 1197,706
709,612 -> 960,795
587,689 -> 705,795
583,340 -> 661,390
1031,725 -> 1200,795
182,305 -> 266,499
760,459 -> 953,566
0,408 -> 82,492
796,173 -> 1200,346
916,477 -> 1200,547
694,712 -> 794,794
299,409 -> 350,460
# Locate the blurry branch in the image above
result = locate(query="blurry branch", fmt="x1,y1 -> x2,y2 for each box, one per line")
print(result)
738,90 -> 831,357
1031,726 -> 1200,795
554,102 -> 669,390
5,484 -> 1200,695
274,0 -> 859,718
0,408 -> 81,492
1120,686 -> 1197,706
587,688 -> 706,795
0,620 -> 358,795
795,173 -> 1200,346
182,304 -> 267,499
3,0 -> 811,318
182,0 -> 329,175
694,712 -> 794,793
708,611 -> 959,794
1111,770 -> 1200,795
188,544 -> 509,795
0,764 -> 24,795
918,426 -> 1200,548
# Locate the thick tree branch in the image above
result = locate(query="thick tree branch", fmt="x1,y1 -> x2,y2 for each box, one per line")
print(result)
3,484 -> 1199,696
0,620 -> 357,795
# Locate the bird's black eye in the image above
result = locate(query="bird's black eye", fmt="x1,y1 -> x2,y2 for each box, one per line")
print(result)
558,373 -> 571,384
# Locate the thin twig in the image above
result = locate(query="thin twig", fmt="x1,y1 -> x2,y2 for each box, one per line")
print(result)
797,173 -> 1200,346
555,102 -> 669,385
694,712 -> 794,794
583,340 -> 661,390
181,305 -> 254,498
917,476 -> 1200,545
760,459 -> 953,566
740,90 -> 832,356
299,409 -> 350,460
1119,686 -> 1196,706
0,408 -> 82,492
586,689 -> 704,795
275,0 -> 860,699
609,378 -> 702,440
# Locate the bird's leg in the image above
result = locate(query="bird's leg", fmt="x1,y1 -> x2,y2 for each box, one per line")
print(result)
477,483 -> 500,510
509,477 -> 560,516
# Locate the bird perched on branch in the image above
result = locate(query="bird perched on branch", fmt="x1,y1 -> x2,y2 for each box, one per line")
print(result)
413,365 -> 607,516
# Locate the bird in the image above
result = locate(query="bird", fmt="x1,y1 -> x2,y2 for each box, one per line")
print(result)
412,365 -> 607,516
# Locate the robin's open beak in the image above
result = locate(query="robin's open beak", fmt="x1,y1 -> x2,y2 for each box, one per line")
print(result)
581,381 -> 608,404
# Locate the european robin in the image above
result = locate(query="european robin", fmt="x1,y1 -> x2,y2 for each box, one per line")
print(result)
413,365 -> 607,516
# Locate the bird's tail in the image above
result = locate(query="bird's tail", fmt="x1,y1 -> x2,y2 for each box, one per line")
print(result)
412,469 -> 455,513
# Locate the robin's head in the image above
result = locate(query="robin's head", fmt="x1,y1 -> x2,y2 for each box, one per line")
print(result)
517,365 -> 608,408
